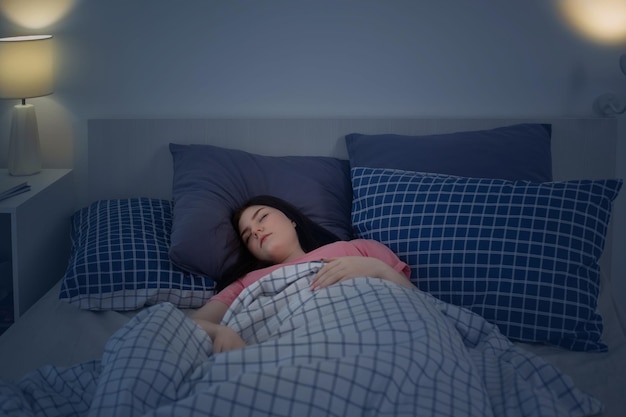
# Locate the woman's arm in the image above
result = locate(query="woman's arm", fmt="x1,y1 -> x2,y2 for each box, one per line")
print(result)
310,256 -> 414,290
191,300 -> 246,353
192,298 -> 230,323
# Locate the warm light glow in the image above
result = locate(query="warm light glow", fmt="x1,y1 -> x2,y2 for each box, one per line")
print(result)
0,35 -> 54,99
0,0 -> 76,29
558,0 -> 626,44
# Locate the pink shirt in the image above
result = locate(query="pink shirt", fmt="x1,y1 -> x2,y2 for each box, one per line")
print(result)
210,239 -> 411,307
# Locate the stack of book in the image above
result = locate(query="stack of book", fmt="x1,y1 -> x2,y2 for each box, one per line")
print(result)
0,181 -> 31,203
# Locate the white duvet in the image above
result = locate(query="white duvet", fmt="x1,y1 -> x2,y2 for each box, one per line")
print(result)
0,261 -> 602,416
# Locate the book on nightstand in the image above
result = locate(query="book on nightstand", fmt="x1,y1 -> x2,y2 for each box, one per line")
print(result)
0,181 -> 30,203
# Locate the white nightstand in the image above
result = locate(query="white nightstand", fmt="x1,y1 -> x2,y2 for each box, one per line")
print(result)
0,169 -> 75,331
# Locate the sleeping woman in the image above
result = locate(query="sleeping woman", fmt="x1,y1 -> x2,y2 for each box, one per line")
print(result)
191,195 -> 413,352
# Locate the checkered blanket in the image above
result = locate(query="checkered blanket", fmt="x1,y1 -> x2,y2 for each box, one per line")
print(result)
0,262 -> 602,416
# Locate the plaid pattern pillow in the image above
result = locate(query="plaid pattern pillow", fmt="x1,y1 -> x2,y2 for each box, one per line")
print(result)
59,198 -> 215,310
351,167 -> 622,351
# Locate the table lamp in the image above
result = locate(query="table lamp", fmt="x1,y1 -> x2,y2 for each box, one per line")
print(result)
0,35 -> 54,176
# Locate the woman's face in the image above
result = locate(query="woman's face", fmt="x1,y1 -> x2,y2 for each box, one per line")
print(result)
238,205 -> 305,264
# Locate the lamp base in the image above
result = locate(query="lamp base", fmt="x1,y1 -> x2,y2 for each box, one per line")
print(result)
8,104 -> 41,176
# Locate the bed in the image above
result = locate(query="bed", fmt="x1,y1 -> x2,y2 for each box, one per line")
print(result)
0,117 -> 624,416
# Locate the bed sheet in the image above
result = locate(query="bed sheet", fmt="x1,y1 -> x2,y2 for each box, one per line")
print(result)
0,280 -> 136,381
516,270 -> 626,417
0,272 -> 624,416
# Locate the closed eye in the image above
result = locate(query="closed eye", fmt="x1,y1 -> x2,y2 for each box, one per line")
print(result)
240,207 -> 267,245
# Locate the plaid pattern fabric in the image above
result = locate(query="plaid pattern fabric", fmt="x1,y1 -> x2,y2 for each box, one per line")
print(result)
59,198 -> 215,310
351,167 -> 622,351
0,263 -> 602,416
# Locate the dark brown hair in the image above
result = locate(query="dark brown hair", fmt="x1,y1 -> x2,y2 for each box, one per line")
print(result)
216,195 -> 341,292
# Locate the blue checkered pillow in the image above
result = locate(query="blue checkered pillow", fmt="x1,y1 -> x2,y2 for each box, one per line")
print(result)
59,198 -> 215,310
351,167 -> 622,351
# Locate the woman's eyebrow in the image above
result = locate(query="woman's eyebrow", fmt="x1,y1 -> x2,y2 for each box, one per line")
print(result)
240,207 -> 264,238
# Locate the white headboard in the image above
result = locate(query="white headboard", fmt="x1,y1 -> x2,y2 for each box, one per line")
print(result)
87,118 -> 617,202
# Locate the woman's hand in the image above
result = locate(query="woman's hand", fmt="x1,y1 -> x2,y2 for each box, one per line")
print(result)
211,324 -> 247,353
191,300 -> 245,353
310,256 -> 413,291
192,317 -> 246,353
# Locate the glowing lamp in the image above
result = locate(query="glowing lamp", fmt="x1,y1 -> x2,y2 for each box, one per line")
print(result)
0,35 -> 54,176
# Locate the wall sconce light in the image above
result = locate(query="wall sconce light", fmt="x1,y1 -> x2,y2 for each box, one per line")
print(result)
557,0 -> 626,44
0,35 -> 54,176
593,54 -> 626,116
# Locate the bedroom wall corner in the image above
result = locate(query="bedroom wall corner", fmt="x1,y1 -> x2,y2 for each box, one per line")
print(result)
611,117 -> 626,327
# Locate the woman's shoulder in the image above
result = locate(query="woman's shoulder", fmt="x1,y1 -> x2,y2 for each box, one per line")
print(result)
346,238 -> 386,248
319,238 -> 387,253
305,239 -> 361,257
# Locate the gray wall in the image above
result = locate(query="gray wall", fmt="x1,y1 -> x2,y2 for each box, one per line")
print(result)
0,0 -> 624,282
1,1 -> 625,163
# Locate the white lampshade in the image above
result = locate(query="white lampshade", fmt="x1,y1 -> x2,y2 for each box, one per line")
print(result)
0,35 -> 54,99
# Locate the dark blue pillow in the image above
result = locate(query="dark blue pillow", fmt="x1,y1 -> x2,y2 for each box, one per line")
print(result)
169,143 -> 353,279
59,198 -> 214,310
351,167 -> 622,351
346,124 -> 552,182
